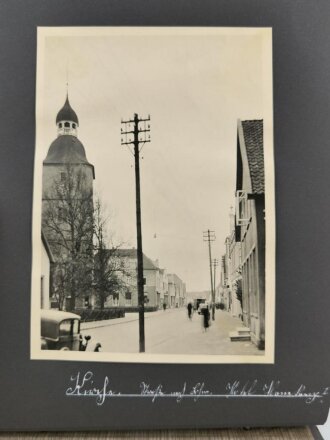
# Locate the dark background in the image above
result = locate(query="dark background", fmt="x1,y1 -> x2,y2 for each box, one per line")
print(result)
0,0 -> 329,431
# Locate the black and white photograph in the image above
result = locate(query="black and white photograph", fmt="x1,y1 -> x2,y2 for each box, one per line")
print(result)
31,27 -> 275,363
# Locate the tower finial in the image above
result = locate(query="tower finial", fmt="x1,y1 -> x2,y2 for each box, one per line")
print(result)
66,64 -> 69,98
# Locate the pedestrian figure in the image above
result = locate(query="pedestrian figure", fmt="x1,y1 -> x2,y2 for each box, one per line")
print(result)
163,303 -> 166,311
187,302 -> 193,320
94,343 -> 102,352
202,305 -> 210,331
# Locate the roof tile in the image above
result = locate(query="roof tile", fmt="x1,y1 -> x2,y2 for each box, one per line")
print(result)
241,120 -> 264,194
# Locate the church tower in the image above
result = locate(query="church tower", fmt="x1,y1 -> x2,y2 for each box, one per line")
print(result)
42,94 -> 95,311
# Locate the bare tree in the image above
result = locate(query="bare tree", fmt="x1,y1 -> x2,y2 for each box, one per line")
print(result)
93,199 -> 130,310
42,164 -> 94,311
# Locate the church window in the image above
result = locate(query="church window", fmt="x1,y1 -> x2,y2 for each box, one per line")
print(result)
72,123 -> 76,129
64,122 -> 70,128
59,123 -> 62,128
58,207 -> 64,221
125,290 -> 132,306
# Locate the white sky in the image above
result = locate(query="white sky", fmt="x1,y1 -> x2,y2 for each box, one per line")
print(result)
37,28 -> 271,292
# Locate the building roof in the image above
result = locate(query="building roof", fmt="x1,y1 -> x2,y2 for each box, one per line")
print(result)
241,120 -> 264,194
43,135 -> 94,171
113,249 -> 159,270
56,96 -> 79,125
41,230 -> 55,263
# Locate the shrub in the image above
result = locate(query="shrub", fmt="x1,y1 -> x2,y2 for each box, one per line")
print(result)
75,307 -> 125,322
124,306 -> 158,313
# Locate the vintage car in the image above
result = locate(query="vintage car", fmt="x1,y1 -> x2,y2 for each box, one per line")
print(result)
41,309 -> 86,351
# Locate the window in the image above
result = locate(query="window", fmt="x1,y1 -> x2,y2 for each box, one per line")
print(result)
72,320 -> 79,335
59,320 -> 72,336
59,123 -> 62,128
72,123 -> 76,129
58,207 -> 67,221
236,190 -> 249,226
64,122 -> 70,128
58,207 -> 64,221
60,172 -> 66,182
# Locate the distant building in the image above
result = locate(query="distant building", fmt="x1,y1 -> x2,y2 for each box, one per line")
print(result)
159,268 -> 169,307
110,249 -> 164,308
235,119 -> 265,349
167,274 -> 186,307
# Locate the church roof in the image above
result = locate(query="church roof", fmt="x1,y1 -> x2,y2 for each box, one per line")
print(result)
241,119 -> 264,194
43,135 -> 93,169
56,96 -> 79,125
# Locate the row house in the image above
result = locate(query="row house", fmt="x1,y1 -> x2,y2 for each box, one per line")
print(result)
218,251 -> 231,311
159,268 -> 169,307
167,273 -> 186,308
228,211 -> 243,318
106,249 -> 162,308
100,248 -> 186,310
234,119 -> 265,349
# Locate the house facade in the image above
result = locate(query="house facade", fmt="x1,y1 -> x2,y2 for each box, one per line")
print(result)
235,119 -> 265,349
167,273 -> 186,307
41,231 -> 54,309
108,249 -> 163,309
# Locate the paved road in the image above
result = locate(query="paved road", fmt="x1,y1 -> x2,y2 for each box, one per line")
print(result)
81,308 -> 262,356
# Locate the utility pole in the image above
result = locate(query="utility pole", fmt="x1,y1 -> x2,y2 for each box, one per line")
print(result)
121,113 -> 151,353
213,258 -> 219,314
203,230 -> 216,320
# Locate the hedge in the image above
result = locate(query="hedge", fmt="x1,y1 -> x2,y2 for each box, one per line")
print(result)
124,306 -> 158,313
75,308 -> 125,322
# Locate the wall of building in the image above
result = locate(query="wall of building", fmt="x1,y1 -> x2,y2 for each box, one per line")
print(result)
229,232 -> 243,318
41,242 -> 50,310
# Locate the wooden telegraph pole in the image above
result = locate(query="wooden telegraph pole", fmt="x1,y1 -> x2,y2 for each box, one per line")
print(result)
213,258 -> 219,312
121,113 -> 151,353
203,230 -> 216,320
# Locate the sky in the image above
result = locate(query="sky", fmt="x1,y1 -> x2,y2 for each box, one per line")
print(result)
36,28 -> 271,292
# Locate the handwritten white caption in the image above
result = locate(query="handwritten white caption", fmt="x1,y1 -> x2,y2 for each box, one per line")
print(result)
65,371 -> 329,406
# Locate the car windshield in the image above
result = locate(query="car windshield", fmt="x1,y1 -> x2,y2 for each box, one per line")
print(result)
59,319 -> 79,336
72,319 -> 79,335
59,320 -> 72,336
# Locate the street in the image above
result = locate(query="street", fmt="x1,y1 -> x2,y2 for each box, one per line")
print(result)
81,308 -> 262,356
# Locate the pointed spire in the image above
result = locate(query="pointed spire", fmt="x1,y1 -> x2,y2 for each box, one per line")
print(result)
56,94 -> 79,125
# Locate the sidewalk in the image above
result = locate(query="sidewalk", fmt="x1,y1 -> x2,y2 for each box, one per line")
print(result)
146,308 -> 263,356
80,307 -> 176,331
189,309 -> 262,356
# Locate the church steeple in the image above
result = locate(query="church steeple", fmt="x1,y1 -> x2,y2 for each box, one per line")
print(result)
56,94 -> 79,137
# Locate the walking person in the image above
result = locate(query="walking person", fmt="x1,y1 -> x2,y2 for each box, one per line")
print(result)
202,304 -> 210,331
187,302 -> 193,320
